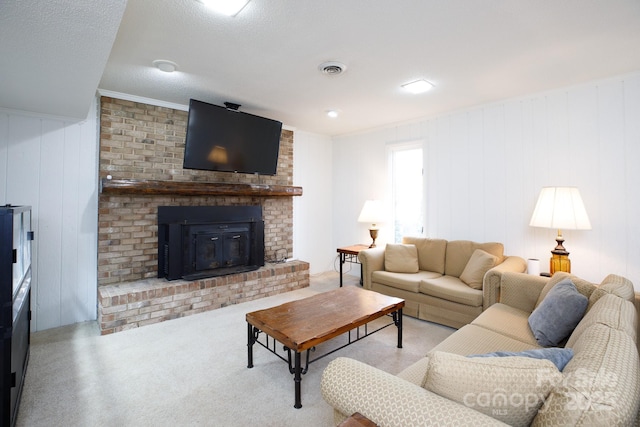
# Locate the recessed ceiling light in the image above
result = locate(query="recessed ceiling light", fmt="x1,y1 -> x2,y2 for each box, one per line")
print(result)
152,59 -> 178,73
326,110 -> 339,118
401,79 -> 434,94
197,0 -> 250,16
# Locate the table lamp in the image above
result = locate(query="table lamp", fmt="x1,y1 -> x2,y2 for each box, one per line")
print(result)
358,200 -> 385,248
529,187 -> 591,274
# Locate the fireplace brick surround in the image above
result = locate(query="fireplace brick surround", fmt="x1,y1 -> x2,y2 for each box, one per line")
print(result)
97,97 -> 309,334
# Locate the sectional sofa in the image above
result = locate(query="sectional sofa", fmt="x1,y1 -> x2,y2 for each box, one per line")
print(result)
321,271 -> 640,426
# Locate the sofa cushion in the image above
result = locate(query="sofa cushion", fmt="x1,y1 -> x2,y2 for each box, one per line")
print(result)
402,237 -> 447,274
534,324 -> 640,426
444,240 -> 504,278
459,249 -> 499,290
588,273 -> 635,309
468,347 -> 574,371
384,243 -> 419,273
528,278 -> 588,347
372,270 -> 441,293
566,293 -> 638,348
419,276 -> 483,307
499,272 -> 549,313
432,324 -> 540,356
471,303 -> 539,347
534,272 -> 596,309
423,351 -> 562,427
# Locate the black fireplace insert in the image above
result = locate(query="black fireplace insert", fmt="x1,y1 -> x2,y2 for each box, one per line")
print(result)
158,206 -> 265,281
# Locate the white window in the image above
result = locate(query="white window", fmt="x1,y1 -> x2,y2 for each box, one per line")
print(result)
388,143 -> 424,243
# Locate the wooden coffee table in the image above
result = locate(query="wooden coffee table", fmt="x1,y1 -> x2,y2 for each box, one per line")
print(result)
246,286 -> 404,408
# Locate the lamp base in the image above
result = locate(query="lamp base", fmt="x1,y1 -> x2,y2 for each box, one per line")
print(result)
550,251 -> 571,274
368,228 -> 379,248
549,232 -> 571,274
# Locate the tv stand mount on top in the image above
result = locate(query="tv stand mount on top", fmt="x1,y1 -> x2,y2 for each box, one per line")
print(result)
224,102 -> 241,111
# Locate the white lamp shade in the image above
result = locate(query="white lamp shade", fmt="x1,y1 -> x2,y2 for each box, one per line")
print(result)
529,187 -> 591,230
357,200 -> 385,225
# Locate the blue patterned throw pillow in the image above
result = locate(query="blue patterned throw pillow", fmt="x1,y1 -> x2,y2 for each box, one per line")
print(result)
528,278 -> 588,347
468,347 -> 574,371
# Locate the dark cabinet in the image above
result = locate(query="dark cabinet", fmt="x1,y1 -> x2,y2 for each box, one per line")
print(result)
0,205 -> 32,427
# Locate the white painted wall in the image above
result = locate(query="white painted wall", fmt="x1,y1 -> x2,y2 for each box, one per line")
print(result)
333,72 -> 640,289
0,99 -> 99,331
332,131 -> 390,249
292,131 -> 335,274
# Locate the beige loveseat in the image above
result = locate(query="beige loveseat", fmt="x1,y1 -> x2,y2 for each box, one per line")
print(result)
359,237 -> 526,328
321,272 -> 640,426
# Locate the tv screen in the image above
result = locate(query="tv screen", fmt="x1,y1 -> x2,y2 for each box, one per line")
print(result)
183,99 -> 283,175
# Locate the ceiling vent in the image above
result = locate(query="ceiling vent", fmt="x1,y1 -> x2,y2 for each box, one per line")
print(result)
319,61 -> 347,75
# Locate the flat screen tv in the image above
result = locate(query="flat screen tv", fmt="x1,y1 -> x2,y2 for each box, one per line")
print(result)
183,99 -> 283,175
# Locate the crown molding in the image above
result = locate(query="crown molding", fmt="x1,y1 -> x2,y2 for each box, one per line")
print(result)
96,89 -> 295,131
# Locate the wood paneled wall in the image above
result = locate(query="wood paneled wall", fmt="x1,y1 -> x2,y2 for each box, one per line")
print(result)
0,101 -> 99,331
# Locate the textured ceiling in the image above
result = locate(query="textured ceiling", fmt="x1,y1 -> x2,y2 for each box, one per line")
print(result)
0,0 -> 126,119
2,1 -> 640,135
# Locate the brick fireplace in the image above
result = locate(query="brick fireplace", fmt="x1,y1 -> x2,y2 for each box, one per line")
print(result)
97,97 -> 309,334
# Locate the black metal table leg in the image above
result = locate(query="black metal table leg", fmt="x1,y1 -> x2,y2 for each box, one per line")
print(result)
339,253 -> 345,287
395,308 -> 403,348
247,323 -> 255,368
294,351 -> 302,408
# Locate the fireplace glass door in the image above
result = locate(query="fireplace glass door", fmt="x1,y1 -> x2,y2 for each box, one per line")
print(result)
193,228 -> 249,271
194,232 -> 222,271
183,223 -> 252,279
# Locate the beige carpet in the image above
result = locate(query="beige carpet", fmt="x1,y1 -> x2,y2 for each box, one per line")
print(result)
16,272 -> 454,427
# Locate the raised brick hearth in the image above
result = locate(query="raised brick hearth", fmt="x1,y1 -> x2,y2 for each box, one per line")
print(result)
98,261 -> 308,335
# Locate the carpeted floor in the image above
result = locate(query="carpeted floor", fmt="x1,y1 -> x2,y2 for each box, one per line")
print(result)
16,271 -> 454,427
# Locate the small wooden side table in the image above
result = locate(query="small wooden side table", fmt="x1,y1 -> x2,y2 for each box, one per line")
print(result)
336,244 -> 370,287
338,412 -> 378,427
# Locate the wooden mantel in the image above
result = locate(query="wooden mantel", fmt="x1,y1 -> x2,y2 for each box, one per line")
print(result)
100,178 -> 303,197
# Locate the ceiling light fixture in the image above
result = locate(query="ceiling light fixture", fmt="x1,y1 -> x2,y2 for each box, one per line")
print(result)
318,61 -> 347,76
152,59 -> 178,73
326,110 -> 339,118
401,79 -> 434,94
197,0 -> 250,16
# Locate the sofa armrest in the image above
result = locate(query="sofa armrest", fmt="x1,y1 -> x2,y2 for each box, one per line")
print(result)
358,247 -> 385,290
321,357 -> 507,427
482,256 -> 527,310
499,271 -> 549,313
